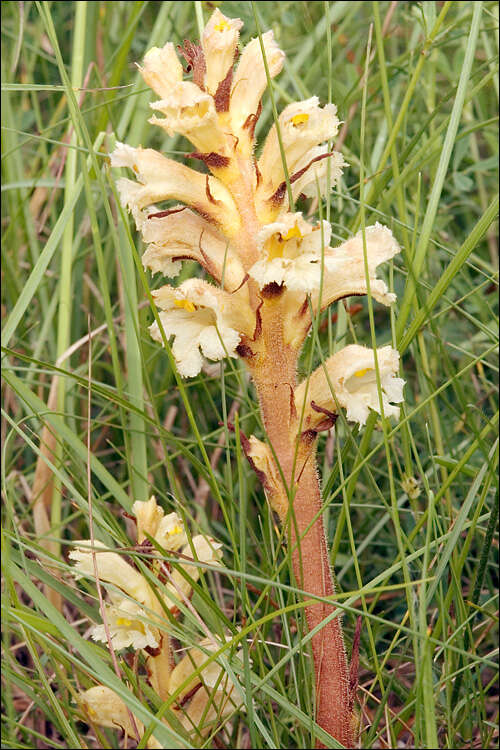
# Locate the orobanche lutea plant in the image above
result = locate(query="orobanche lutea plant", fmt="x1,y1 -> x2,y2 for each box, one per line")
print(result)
110,9 -> 404,747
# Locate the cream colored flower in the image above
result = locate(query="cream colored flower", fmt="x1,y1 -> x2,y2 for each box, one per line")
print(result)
70,540 -> 152,604
202,9 -> 243,96
149,279 -> 252,377
140,206 -> 246,291
91,595 -> 160,651
70,540 -> 160,649
133,496 -> 188,549
133,495 -> 165,542
312,222 -> 400,312
111,143 -> 240,236
290,145 -> 346,201
170,638 -> 241,735
137,43 -> 183,99
295,344 -> 405,428
149,82 -> 227,154
165,535 -> 223,606
80,685 -> 143,737
79,686 -> 163,748
258,97 -> 340,196
72,498 -> 225,647
230,31 -> 285,148
249,212 -> 332,293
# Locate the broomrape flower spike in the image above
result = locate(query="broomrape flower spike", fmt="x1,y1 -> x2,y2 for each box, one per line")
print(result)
72,497 -> 238,746
111,9 -> 405,747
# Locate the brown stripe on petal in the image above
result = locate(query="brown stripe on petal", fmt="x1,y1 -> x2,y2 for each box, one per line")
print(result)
289,150 -> 335,186
252,298 -> 263,340
242,101 -> 262,140
197,229 -> 220,280
268,181 -> 287,207
205,175 -> 221,205
214,66 -> 233,112
175,682 -> 203,709
254,159 -> 262,187
147,206 -> 187,220
178,40 -> 206,89
268,151 -> 336,206
189,152 -> 230,169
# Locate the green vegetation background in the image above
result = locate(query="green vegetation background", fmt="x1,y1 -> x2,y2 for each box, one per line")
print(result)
2,1 -> 498,748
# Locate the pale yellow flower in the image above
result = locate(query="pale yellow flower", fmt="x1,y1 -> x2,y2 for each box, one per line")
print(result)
70,540 -> 151,604
79,685 -> 163,748
149,82 -> 228,154
295,344 -> 405,428
290,145 -> 346,202
249,211 -> 332,292
258,97 -> 341,196
202,9 -> 243,96
230,30 -> 285,150
80,685 -> 143,736
140,206 -> 246,291
111,143 -> 240,237
137,42 -> 183,99
91,594 -> 160,651
149,278 -> 253,377
312,222 -> 401,312
71,498 -> 224,646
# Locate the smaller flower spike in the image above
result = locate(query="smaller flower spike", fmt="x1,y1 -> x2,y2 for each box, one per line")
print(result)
71,498 -> 224,644
295,344 -> 405,428
149,279 -> 253,377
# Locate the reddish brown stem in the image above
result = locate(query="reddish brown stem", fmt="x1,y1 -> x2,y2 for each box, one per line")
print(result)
248,302 -> 354,748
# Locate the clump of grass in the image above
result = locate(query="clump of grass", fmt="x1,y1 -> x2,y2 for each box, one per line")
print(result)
2,2 -> 498,748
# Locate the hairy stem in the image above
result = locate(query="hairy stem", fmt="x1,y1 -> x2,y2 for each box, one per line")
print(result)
248,298 -> 353,747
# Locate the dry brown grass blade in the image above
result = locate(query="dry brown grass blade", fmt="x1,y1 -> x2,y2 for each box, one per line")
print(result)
31,374 -> 62,611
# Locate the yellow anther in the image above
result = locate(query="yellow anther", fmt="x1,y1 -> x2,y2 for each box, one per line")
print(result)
354,367 -> 371,378
168,524 -> 183,536
116,617 -> 133,627
290,113 -> 310,126
282,223 -> 302,241
214,19 -> 230,32
174,298 -> 196,312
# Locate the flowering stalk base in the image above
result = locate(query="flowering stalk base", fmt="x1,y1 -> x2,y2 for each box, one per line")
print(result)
247,303 -> 352,747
